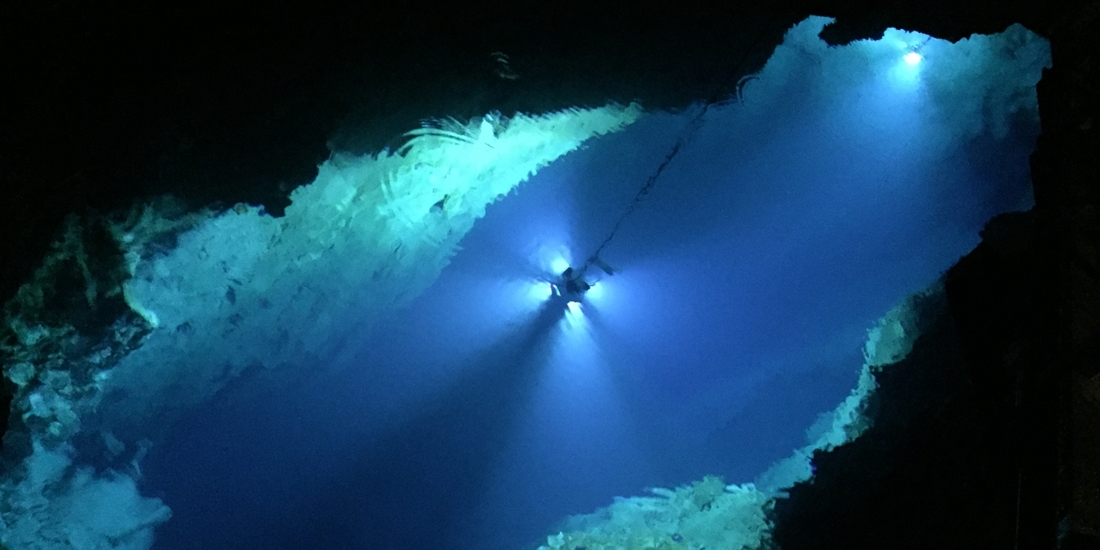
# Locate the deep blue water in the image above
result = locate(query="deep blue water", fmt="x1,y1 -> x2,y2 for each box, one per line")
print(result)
142,42 -> 1038,550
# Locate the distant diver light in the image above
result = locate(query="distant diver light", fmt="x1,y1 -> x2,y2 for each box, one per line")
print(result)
903,50 -> 922,65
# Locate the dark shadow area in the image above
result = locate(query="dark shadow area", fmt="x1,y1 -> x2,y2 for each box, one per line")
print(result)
771,210 -> 1057,548
1,0 -> 792,306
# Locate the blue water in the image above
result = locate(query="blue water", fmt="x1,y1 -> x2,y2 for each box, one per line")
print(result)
143,45 -> 1038,550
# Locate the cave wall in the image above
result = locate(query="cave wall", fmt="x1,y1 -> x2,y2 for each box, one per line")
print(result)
774,1 -> 1100,547
1034,2 -> 1100,542
1,0 -> 1087,304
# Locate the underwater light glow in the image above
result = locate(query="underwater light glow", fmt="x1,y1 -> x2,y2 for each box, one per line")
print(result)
560,300 -> 589,334
527,280 -> 555,303
903,51 -> 922,65
549,256 -> 572,276
584,281 -> 605,303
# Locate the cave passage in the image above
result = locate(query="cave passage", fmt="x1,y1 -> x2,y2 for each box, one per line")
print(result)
136,18 -> 1047,550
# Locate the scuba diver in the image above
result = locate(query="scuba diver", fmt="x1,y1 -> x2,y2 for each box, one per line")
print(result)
555,267 -> 591,298
549,256 -> 614,304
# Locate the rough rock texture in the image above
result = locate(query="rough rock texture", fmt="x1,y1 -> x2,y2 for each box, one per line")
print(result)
0,216 -> 154,467
2,0 -> 1097,547
0,1 -> 795,304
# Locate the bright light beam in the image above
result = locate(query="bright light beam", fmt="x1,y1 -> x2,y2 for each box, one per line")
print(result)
548,254 -> 572,276
903,51 -> 922,65
584,281 -> 605,304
